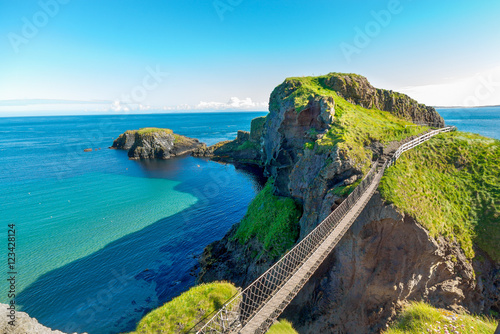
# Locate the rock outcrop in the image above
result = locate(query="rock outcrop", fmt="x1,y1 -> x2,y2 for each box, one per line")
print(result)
111,128 -> 204,159
198,73 -> 498,332
323,73 -> 444,126
0,304 -> 85,334
193,117 -> 266,165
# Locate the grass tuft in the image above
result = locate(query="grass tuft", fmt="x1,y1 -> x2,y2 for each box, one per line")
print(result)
266,320 -> 299,334
132,282 -> 237,334
383,301 -> 497,334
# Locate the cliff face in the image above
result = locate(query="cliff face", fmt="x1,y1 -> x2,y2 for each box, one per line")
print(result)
262,73 -> 444,236
323,73 -> 444,126
281,193 -> 499,333
111,128 -> 204,159
198,73 -> 498,331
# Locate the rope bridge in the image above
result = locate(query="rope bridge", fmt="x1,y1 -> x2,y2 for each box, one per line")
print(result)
195,126 -> 456,334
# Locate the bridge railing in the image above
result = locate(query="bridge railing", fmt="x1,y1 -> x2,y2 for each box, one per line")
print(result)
195,125 -> 456,334
389,126 -> 456,166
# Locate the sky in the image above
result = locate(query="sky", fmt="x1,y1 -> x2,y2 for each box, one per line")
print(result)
0,0 -> 500,115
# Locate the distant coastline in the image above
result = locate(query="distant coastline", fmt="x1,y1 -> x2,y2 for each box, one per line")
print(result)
434,105 -> 500,109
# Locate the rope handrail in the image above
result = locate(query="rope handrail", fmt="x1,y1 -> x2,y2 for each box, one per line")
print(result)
195,125 -> 456,334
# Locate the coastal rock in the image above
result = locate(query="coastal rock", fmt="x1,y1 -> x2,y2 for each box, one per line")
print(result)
198,73 -> 497,331
192,126 -> 264,165
111,128 -> 204,159
280,193 -> 497,333
0,304 -> 85,334
324,73 -> 445,126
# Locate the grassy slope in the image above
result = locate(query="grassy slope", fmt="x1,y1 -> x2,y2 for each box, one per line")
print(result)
383,302 -> 497,334
380,132 -> 500,261
231,179 -> 302,258
132,282 -> 237,334
266,320 -> 299,334
279,75 -> 430,173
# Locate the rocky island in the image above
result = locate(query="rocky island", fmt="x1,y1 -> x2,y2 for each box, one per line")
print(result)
110,127 -> 205,159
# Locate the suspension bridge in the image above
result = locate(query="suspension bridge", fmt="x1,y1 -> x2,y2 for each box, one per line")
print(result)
195,125 -> 457,334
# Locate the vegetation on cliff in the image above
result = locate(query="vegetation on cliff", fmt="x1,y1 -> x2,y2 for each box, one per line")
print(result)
131,282 -> 237,334
266,320 -> 298,334
383,302 -> 497,334
380,132 -> 500,261
136,127 -> 173,136
274,74 -> 430,173
231,179 -> 302,258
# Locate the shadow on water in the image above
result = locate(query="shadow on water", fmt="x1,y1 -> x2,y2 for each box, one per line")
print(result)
18,157 -> 266,334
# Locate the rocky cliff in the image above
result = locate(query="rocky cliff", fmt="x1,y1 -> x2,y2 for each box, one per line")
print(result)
198,73 -> 498,332
193,117 -> 266,165
110,128 -> 204,159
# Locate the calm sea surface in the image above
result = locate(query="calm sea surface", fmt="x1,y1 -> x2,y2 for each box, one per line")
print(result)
0,108 -> 498,333
0,112 -> 267,334
437,106 -> 500,139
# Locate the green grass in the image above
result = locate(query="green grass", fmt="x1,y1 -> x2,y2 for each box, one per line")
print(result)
383,301 -> 497,334
330,179 -> 362,197
273,74 -> 429,173
136,127 -> 174,136
266,320 -> 299,334
231,179 -> 302,258
236,140 -> 260,151
379,132 -> 500,261
250,116 -> 267,141
131,282 -> 237,334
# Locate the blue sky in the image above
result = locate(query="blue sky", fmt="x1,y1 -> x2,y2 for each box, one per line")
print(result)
1,0 -> 500,115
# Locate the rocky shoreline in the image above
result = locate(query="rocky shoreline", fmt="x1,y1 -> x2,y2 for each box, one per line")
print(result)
1,304 -> 85,334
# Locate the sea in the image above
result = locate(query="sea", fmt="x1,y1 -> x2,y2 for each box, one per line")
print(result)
0,112 -> 267,334
0,107 -> 498,334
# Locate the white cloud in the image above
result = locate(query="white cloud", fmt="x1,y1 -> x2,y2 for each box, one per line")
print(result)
397,66 -> 500,107
110,100 -> 130,112
196,97 -> 267,110
160,97 -> 267,111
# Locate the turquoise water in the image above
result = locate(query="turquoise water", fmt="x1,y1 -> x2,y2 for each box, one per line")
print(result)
3,173 -> 197,294
0,112 -> 267,334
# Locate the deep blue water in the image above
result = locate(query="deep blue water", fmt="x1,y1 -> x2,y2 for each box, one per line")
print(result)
0,112 -> 267,334
437,107 -> 500,139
